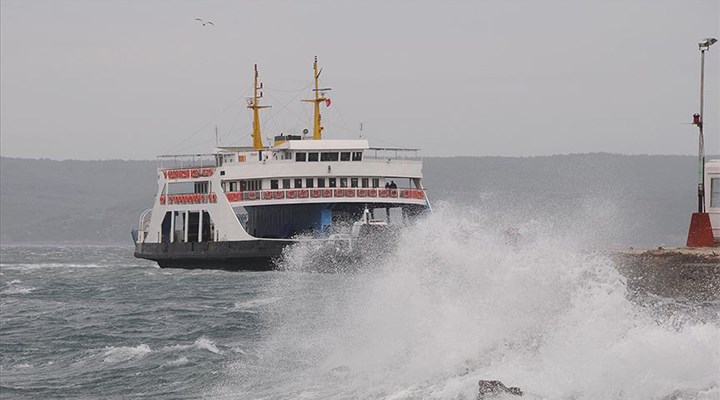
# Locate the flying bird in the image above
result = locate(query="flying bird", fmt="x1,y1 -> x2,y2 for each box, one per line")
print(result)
195,18 -> 214,26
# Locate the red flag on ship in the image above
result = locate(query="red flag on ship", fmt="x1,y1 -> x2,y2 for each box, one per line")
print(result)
325,98 -> 332,107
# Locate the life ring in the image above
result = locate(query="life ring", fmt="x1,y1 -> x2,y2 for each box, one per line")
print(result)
274,190 -> 284,199
286,189 -> 297,199
334,189 -> 344,197
368,189 -> 377,197
191,169 -> 199,178
262,191 -> 273,200
357,189 -> 366,197
311,189 -> 321,198
247,191 -> 257,201
389,189 -> 398,197
160,195 -> 166,205
345,189 -> 355,197
379,189 -> 388,197
323,189 -> 332,197
299,189 -> 309,198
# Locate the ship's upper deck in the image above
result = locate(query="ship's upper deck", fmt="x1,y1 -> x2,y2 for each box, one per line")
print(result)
158,138 -> 421,173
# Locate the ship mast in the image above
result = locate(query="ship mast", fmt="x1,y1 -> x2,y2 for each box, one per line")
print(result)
248,64 -> 270,149
302,56 -> 331,140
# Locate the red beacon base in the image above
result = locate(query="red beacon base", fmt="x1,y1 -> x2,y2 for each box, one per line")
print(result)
686,212 -> 715,247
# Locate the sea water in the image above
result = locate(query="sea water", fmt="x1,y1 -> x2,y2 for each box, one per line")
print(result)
1,205 -> 718,399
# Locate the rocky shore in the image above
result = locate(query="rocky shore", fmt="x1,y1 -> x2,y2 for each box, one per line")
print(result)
611,247 -> 720,301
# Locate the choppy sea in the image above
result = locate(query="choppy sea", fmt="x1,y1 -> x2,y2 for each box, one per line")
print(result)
1,206 -> 719,399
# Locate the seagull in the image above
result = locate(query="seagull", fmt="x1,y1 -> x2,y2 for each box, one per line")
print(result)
195,18 -> 214,26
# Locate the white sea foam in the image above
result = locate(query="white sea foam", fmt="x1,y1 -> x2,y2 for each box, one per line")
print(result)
194,338 -> 221,354
165,357 -> 189,367
0,263 -> 108,270
102,344 -> 152,363
215,204 -> 720,399
3,286 -> 35,295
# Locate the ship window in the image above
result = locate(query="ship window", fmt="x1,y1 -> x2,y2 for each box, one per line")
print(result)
246,180 -> 262,191
271,179 -> 279,189
351,178 -> 358,188
340,178 -> 348,188
372,178 -> 379,188
173,211 -> 183,243
352,152 -> 363,161
340,152 -> 351,161
308,152 -> 319,162
361,178 -> 369,188
321,152 -> 339,162
317,178 -> 325,188
294,178 -> 303,188
282,179 -> 290,189
194,181 -> 209,193
329,178 -> 337,188
295,152 -> 306,162
712,178 -> 720,208
306,178 -> 314,188
168,181 -> 196,194
229,181 -> 238,192
220,170 -> 225,176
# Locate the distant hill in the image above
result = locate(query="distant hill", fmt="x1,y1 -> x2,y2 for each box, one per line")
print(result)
0,154 -> 701,246
423,154 -> 698,247
0,158 -> 157,244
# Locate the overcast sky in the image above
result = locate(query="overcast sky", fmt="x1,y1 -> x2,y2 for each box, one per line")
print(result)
1,0 -> 718,160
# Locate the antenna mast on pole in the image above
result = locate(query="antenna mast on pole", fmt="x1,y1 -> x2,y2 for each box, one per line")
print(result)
694,38 -> 718,212
302,56 -> 331,140
248,64 -> 270,149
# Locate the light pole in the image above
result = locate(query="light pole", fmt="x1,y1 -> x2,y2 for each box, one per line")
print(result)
694,37 -> 717,212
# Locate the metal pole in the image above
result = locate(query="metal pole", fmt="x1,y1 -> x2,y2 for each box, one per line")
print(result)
698,49 -> 706,212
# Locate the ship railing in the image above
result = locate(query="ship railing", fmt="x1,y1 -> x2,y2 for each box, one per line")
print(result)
223,187 -> 426,203
157,153 -> 220,171
135,209 -> 153,243
364,147 -> 421,161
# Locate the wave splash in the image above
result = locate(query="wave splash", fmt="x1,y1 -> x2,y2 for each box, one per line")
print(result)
217,204 -> 720,399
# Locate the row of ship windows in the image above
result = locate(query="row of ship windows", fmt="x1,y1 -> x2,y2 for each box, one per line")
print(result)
222,177 -> 383,192
295,151 -> 363,162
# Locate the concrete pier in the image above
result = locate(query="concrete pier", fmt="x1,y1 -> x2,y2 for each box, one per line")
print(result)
611,247 -> 720,301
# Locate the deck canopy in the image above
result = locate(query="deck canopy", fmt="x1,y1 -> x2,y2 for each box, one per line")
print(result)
273,139 -> 370,151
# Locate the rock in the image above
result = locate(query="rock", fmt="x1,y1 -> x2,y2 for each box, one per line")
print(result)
478,380 -> 523,398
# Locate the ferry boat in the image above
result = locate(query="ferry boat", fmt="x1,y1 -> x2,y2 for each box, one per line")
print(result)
133,58 -> 431,270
